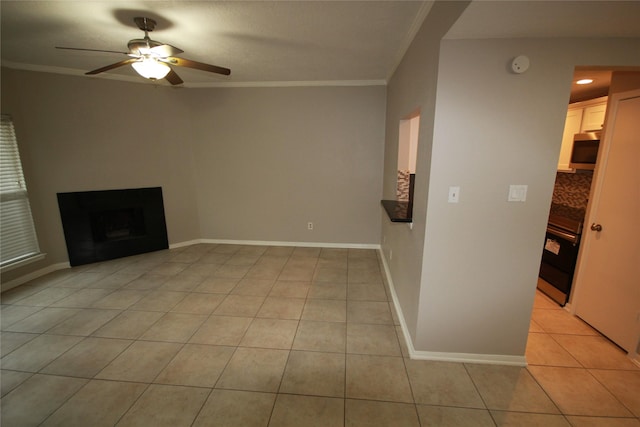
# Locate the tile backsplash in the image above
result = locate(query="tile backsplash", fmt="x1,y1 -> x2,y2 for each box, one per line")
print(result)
552,170 -> 593,210
397,170 -> 411,201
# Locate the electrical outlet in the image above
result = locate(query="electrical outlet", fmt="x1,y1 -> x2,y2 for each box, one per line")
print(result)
389,249 -> 393,260
307,222 -> 313,230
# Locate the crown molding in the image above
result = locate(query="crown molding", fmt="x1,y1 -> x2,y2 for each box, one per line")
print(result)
2,61 -> 387,88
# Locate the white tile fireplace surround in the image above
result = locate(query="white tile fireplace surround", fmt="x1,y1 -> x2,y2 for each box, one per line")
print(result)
1,243 -> 638,426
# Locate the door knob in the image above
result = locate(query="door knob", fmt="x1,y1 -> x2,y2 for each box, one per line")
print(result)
590,223 -> 603,232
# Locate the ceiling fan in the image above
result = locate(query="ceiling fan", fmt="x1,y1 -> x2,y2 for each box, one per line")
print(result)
56,17 -> 231,85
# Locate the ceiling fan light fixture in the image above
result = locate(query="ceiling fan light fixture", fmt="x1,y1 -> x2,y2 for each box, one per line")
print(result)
131,58 -> 170,80
62,17 -> 228,86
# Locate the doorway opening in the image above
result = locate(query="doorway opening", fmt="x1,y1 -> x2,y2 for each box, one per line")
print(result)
536,67 -> 609,307
531,68 -> 640,361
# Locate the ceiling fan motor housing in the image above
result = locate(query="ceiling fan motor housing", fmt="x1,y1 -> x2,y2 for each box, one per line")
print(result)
134,17 -> 156,32
128,39 -> 163,55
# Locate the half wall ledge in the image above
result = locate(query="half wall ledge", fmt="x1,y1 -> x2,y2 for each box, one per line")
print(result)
381,199 -> 412,222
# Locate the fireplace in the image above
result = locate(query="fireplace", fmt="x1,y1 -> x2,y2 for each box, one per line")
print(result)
57,187 -> 169,266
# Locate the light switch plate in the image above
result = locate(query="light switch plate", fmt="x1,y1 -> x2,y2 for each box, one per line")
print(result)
448,186 -> 460,203
508,185 -> 527,202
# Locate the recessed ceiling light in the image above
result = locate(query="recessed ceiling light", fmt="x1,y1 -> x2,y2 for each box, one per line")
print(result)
576,78 -> 594,85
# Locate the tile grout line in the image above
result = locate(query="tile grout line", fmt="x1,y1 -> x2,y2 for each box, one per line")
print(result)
4,244 -> 638,424
524,361 -> 580,421
266,247 -> 307,427
461,363 -> 499,427
343,252 -> 351,426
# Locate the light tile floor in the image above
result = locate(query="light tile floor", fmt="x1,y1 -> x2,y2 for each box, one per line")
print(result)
1,244 -> 638,426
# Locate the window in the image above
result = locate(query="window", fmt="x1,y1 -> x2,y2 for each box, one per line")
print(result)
1,114 -> 41,270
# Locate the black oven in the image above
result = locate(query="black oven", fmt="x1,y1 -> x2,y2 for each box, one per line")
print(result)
538,205 -> 585,306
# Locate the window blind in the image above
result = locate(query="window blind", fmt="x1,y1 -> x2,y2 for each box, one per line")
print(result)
1,114 -> 41,268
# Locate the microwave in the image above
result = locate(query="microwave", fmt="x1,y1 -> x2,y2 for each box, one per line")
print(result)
570,132 -> 600,170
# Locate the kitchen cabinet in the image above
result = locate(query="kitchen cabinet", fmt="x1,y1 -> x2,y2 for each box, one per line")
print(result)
558,109 -> 583,171
557,96 -> 607,172
580,103 -> 607,132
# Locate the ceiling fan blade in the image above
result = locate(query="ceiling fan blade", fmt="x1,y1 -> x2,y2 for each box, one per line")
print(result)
165,69 -> 184,85
164,56 -> 231,76
86,58 -> 139,75
151,44 -> 183,57
56,46 -> 129,55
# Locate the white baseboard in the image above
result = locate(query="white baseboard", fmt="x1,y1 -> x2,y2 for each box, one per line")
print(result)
1,262 -> 70,293
377,248 -> 419,354
409,351 -> 527,366
169,239 -> 202,249
172,238 -> 380,250
377,248 -> 527,367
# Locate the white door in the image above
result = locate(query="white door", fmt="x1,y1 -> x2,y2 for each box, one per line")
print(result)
573,89 -> 640,354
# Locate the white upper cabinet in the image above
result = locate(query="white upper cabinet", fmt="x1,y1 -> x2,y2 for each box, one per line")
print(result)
580,103 -> 607,132
558,109 -> 583,171
557,96 -> 607,172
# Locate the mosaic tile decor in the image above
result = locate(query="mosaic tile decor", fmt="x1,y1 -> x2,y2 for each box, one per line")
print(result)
396,170 -> 411,201
552,170 -> 593,210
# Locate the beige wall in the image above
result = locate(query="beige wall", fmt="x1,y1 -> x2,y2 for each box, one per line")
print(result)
1,69 -> 385,284
1,69 -> 201,283
609,71 -> 640,95
187,86 -> 386,243
381,0 -> 470,347
421,38 -> 640,357
381,33 -> 640,359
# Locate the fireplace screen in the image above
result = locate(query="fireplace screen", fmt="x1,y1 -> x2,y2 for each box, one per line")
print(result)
90,208 -> 146,242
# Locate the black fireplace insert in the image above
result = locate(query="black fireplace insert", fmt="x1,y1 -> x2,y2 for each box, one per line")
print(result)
57,187 -> 169,266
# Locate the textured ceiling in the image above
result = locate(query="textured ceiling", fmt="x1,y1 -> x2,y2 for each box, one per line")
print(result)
445,0 -> 640,40
1,1 -> 639,88
444,1 -> 640,103
0,1 -> 432,86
